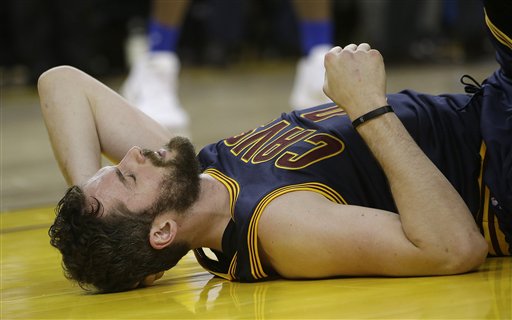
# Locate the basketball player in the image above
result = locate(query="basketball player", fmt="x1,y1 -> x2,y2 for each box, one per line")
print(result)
38,0 -> 510,293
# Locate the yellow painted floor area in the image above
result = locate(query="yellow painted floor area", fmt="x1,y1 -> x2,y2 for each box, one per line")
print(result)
1,206 -> 511,319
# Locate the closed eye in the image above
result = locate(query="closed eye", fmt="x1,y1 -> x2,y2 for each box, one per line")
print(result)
127,174 -> 136,183
114,168 -> 135,187
114,167 -> 126,185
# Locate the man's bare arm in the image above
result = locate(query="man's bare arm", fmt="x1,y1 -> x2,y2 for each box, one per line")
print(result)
259,44 -> 487,278
323,44 -> 487,271
38,66 -> 171,185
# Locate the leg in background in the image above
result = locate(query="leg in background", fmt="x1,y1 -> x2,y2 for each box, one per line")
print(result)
290,0 -> 333,110
121,0 -> 190,135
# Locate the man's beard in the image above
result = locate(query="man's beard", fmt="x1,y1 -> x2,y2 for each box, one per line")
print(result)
142,136 -> 201,215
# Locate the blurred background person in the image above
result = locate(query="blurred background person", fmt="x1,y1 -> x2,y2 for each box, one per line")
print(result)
121,0 -> 190,134
1,0 -> 489,103
120,0 -> 335,135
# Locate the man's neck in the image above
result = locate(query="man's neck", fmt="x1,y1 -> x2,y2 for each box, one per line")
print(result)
177,174 -> 232,252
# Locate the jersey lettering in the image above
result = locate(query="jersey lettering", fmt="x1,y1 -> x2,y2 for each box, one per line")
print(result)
251,127 -> 315,164
301,105 -> 346,122
224,129 -> 256,146
224,117 -> 344,169
276,134 -> 345,169
230,121 -> 289,162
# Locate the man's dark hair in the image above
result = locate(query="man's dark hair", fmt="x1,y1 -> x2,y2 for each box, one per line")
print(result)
48,186 -> 189,293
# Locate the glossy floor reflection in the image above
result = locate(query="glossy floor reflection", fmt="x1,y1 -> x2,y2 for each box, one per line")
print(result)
1,207 -> 510,319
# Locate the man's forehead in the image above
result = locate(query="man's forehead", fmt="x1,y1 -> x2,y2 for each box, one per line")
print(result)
83,166 -> 114,190
82,166 -> 119,213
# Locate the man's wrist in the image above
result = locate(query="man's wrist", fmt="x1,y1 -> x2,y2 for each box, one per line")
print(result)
352,105 -> 394,129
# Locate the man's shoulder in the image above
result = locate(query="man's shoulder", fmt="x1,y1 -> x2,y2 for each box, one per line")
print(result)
258,191 -> 336,248
256,190 -> 337,277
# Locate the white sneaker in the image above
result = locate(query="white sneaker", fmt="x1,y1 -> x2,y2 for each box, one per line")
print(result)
121,52 -> 190,135
289,45 -> 332,110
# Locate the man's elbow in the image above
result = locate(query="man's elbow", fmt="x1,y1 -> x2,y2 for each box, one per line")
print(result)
438,236 -> 488,275
38,65 -> 81,92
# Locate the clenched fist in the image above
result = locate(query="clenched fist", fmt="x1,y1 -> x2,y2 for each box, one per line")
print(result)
323,43 -> 388,120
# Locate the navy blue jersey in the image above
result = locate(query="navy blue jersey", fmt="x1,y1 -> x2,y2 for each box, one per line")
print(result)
195,97 -> 483,281
193,0 -> 511,281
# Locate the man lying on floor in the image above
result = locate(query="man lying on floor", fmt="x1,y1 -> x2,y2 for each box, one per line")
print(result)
39,0 -> 510,293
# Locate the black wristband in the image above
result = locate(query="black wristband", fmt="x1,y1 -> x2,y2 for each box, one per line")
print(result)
352,105 -> 394,129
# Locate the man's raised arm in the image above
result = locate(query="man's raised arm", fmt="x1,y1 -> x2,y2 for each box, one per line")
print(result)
38,66 -> 171,185
323,44 -> 488,273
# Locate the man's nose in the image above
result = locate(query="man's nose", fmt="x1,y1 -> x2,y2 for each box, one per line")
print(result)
121,146 -> 146,166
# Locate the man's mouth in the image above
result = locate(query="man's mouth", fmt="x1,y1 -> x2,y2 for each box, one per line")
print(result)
157,149 -> 166,159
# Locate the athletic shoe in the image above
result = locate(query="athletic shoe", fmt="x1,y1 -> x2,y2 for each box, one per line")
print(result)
289,45 -> 333,110
121,52 -> 190,135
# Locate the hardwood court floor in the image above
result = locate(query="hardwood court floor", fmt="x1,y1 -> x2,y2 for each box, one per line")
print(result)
1,59 -> 511,319
1,206 -> 511,319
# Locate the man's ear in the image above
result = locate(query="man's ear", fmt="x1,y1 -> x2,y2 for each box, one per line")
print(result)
149,218 -> 177,250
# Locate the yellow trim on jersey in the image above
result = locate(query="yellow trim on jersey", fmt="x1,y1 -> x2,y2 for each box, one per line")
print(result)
198,169 -> 240,279
229,252 -> 238,279
482,186 -> 495,254
477,143 -> 510,256
247,183 -> 346,280
493,214 -> 510,255
204,168 -> 240,219
206,269 -> 233,281
208,252 -> 238,280
485,9 -> 512,50
478,143 -> 486,194
193,249 -> 238,280
210,253 -> 237,280
477,142 -> 486,234
481,185 -> 510,256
